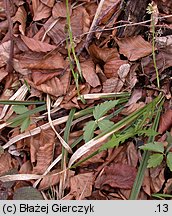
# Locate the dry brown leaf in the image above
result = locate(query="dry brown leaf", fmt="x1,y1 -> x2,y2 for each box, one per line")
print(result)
103,77 -> 120,93
116,35 -> 153,61
21,35 -> 56,52
150,164 -> 165,193
35,77 -> 65,96
32,70 -> 62,85
121,102 -> 145,115
126,142 -> 139,167
81,59 -> 100,87
158,109 -> 172,134
32,129 -> 55,174
20,51 -> 66,70
89,44 -> 119,63
0,68 -> 8,82
32,0 -> 51,21
104,58 -> 128,78
98,0 -> 121,25
163,178 -> 172,194
52,2 -> 71,19
13,6 -> 27,35
38,169 -> 61,190
0,153 -> 17,175
44,6 -> 90,45
41,0 -> 55,8
95,163 -> 137,189
69,173 -> 94,200
125,89 -> 143,107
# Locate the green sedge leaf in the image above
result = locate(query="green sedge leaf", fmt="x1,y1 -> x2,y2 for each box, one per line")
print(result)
98,119 -> 114,132
13,105 -> 28,114
83,121 -> 97,142
147,153 -> 163,168
93,100 -> 119,120
10,118 -> 26,127
20,117 -> 31,133
139,142 -> 164,153
167,152 -> 172,172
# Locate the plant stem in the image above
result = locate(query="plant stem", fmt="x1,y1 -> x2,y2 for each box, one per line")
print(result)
152,16 -> 160,88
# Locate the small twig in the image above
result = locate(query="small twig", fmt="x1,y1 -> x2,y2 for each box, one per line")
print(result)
3,0 -> 14,73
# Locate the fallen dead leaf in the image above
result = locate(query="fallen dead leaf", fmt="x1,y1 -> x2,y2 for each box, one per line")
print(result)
95,163 -> 137,190
68,172 -> 94,200
150,164 -> 165,193
115,35 -> 153,61
81,59 -> 101,88
21,35 -> 56,52
158,109 -> 172,134
32,0 -> 51,21
32,129 -> 55,174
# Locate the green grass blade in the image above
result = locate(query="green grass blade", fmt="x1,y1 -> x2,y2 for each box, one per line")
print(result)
129,96 -> 164,200
0,100 -> 45,105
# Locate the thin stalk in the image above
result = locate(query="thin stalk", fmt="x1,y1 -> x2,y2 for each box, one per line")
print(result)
152,16 -> 160,88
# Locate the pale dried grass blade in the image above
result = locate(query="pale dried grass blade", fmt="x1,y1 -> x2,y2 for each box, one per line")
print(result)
0,84 -> 28,120
47,94 -> 72,154
33,154 -> 62,188
0,174 -> 42,182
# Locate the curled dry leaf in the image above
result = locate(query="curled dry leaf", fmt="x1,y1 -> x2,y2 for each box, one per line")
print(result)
13,6 -> 27,35
150,164 -> 165,193
21,35 -> 56,52
115,35 -> 153,61
32,129 -> 55,175
32,0 -> 51,21
98,0 -> 121,25
81,59 -> 101,88
68,172 -> 94,200
163,178 -> 172,194
95,163 -> 137,189
158,109 -> 172,134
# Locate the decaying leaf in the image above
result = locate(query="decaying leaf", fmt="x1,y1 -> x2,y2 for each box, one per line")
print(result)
95,163 -> 137,189
116,35 -> 153,61
81,59 -> 101,87
32,129 -> 55,174
68,172 -> 94,200
21,35 -> 56,52
158,109 -> 172,134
